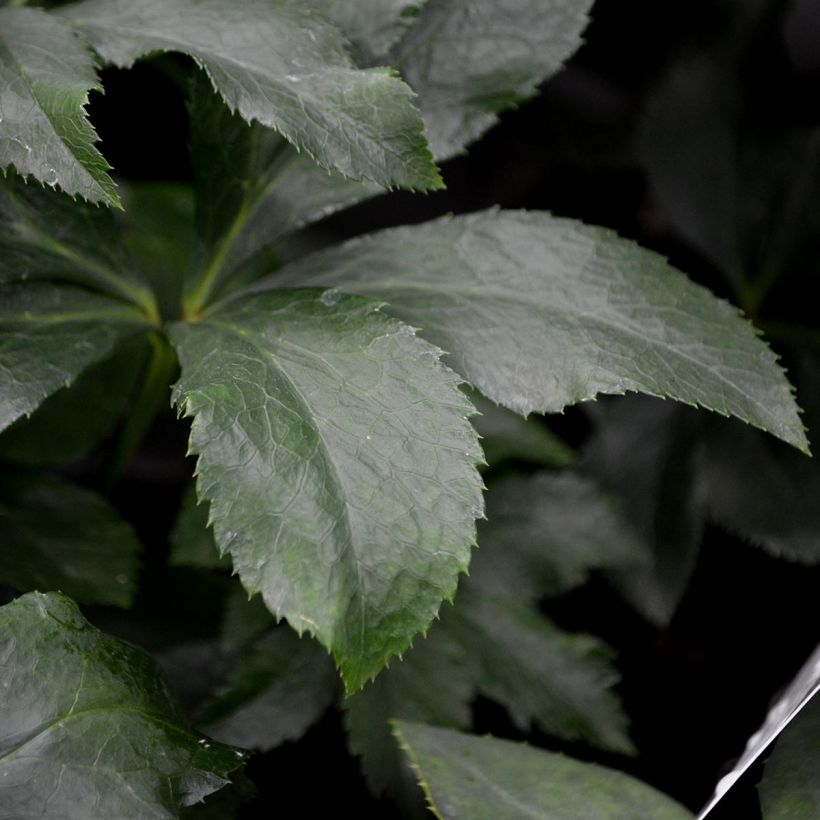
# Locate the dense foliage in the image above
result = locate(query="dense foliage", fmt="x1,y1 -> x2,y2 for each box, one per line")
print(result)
0,0 -> 817,817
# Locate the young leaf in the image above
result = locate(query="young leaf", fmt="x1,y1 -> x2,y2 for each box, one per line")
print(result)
0,473 -> 140,607
0,592 -> 245,819
393,722 -> 693,820
170,288 -> 484,691
759,695 -> 820,819
197,628 -> 338,751
392,0 -> 594,159
0,283 -> 150,432
584,397 -> 706,625
268,210 -> 808,451
0,6 -> 118,206
62,0 -> 441,191
472,472 -> 646,602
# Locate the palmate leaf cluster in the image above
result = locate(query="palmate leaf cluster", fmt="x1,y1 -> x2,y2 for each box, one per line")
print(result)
0,0 -> 817,817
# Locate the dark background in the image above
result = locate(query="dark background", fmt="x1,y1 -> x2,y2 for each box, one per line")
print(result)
80,0 -> 820,816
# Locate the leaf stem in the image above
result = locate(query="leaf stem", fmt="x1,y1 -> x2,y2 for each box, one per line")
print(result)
106,332 -> 177,486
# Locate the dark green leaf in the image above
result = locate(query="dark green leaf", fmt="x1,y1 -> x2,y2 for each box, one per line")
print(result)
0,178 -> 152,305
169,484 -> 228,570
0,283 -> 150,432
269,210 -> 807,451
0,334 -> 147,465
0,473 -> 140,606
473,472 -> 646,602
170,288 -> 483,691
0,592 -> 245,819
64,0 -> 441,191
584,398 -> 706,625
470,392 -> 574,469
198,628 -> 338,751
394,722 -> 692,819
0,6 -> 118,205
392,0 -> 594,159
759,695 -> 820,819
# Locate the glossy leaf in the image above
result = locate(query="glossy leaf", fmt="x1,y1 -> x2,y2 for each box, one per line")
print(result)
170,288 -> 484,691
472,472 -> 646,601
198,628 -> 338,751
0,473 -> 140,606
270,210 -> 807,451
392,0 -> 594,159
759,695 -> 820,819
0,6 -> 118,205
0,592 -> 245,819
64,0 -> 441,191
393,722 -> 693,820
0,283 -> 149,432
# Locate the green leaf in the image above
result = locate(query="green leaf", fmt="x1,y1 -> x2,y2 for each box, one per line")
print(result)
0,283 -> 150,432
470,392 -> 574,469
584,398 -> 706,625
0,6 -> 118,206
269,210 -> 808,451
393,722 -> 693,820
0,178 -> 152,305
63,0 -> 441,191
0,334 -> 147,465
759,695 -> 820,820
197,628 -> 338,751
472,472 -> 646,602
309,0 -> 427,60
0,592 -> 246,819
170,288 -> 484,691
169,484 -> 228,570
392,0 -> 594,159
0,472 -> 140,606
346,586 -> 633,808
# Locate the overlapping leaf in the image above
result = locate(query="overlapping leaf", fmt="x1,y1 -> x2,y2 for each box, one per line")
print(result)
0,592 -> 244,819
63,0 -> 441,191
170,288 -> 484,691
0,6 -> 118,205
267,209 -> 807,451
394,722 -> 693,820
0,283 -> 149,431
0,473 -> 140,607
392,0 -> 595,159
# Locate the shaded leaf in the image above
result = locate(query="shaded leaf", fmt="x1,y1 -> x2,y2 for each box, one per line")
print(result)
392,0 -> 594,159
393,722 -> 693,820
759,695 -> 820,819
0,334 -> 147,465
0,6 -> 118,205
0,472 -> 140,607
584,397 -> 706,625
170,288 -> 483,691
472,472 -> 646,602
0,283 -> 150,432
470,392 -> 574,469
64,0 -> 441,191
169,484 -> 228,570
269,210 -> 807,451
0,592 -> 245,819
198,628 -> 338,751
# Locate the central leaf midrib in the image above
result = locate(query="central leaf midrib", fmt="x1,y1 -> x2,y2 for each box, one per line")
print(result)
205,319 -> 367,658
